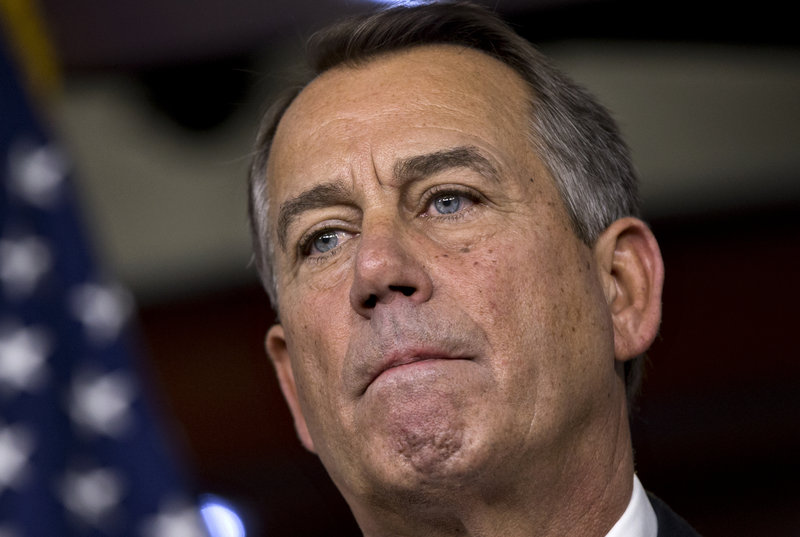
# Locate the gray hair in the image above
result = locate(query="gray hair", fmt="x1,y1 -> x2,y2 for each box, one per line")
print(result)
248,1 -> 643,395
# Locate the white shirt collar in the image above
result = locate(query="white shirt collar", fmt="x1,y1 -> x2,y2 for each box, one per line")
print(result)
604,475 -> 658,537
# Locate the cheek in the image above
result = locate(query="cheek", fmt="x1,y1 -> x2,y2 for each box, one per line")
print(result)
433,231 -> 553,329
281,291 -> 351,406
437,228 -> 611,376
280,256 -> 353,345
281,249 -> 354,299
440,247 -> 511,323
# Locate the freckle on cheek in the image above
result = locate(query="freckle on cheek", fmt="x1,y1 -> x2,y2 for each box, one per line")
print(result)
460,247 -> 470,253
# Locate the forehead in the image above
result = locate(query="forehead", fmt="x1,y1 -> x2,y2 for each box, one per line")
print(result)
266,45 -> 534,201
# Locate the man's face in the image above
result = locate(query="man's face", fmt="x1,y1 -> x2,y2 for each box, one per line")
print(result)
264,46 -> 622,505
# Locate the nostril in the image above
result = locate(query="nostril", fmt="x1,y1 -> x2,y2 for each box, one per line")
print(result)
361,286 -> 416,310
390,285 -> 416,297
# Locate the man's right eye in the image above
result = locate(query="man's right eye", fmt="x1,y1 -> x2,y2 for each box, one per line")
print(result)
301,229 -> 352,257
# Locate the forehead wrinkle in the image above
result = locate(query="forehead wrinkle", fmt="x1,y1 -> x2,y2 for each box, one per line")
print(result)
276,181 -> 353,251
394,146 -> 499,186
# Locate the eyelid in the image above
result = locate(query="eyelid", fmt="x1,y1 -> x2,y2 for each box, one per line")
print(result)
418,184 -> 482,217
297,222 -> 356,260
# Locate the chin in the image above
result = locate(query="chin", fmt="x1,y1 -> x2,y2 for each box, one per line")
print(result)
344,366 -> 510,502
390,420 -> 467,478
367,381 -> 479,472
360,417 -> 501,502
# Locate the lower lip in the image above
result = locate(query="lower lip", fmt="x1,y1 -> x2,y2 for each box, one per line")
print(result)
370,357 -> 464,388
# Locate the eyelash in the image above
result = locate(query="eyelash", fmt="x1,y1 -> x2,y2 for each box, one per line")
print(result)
419,186 -> 481,219
297,227 -> 350,262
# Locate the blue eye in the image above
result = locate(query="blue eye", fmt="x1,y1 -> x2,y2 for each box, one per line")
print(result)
311,230 -> 341,254
433,194 -> 462,214
300,227 -> 355,260
425,190 -> 475,217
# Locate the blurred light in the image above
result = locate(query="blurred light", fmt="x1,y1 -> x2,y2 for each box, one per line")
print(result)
361,0 -> 439,6
200,495 -> 246,537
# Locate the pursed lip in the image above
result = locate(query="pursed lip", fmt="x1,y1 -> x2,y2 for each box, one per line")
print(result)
362,347 -> 469,395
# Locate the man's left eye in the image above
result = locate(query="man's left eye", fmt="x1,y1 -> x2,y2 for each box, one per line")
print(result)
425,191 -> 475,217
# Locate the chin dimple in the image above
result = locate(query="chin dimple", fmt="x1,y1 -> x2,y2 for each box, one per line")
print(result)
385,392 -> 467,475
394,426 -> 464,474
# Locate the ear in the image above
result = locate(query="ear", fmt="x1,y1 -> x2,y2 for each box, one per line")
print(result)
266,324 -> 316,453
593,217 -> 665,362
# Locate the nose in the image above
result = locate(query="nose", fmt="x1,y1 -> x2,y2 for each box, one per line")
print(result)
349,221 -> 433,318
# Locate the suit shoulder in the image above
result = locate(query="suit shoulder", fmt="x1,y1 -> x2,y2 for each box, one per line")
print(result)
647,492 -> 703,537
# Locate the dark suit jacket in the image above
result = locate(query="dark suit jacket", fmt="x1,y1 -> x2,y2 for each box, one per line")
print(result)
648,493 -> 702,537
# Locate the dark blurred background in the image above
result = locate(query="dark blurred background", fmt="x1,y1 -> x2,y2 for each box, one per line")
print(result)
24,0 -> 800,535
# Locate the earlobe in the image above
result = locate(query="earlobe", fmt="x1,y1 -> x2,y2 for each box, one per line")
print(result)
593,217 -> 665,362
266,324 -> 316,453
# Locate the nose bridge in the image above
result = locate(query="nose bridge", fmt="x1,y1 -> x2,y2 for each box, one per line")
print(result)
349,210 -> 433,316
358,212 -> 404,271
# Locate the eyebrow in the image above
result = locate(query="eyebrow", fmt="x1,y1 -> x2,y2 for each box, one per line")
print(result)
394,146 -> 498,184
275,146 -> 498,251
277,181 -> 352,251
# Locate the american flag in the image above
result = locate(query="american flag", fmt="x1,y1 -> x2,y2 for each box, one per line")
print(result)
0,25 -> 209,537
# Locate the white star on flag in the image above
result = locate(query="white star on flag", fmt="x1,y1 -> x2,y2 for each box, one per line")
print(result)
68,370 -> 135,437
59,466 -> 125,527
140,499 -> 209,537
0,424 -> 35,494
8,142 -> 68,208
0,323 -> 50,396
0,236 -> 52,298
69,283 -> 133,344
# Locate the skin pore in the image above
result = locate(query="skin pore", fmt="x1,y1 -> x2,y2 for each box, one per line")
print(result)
262,45 -> 663,537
